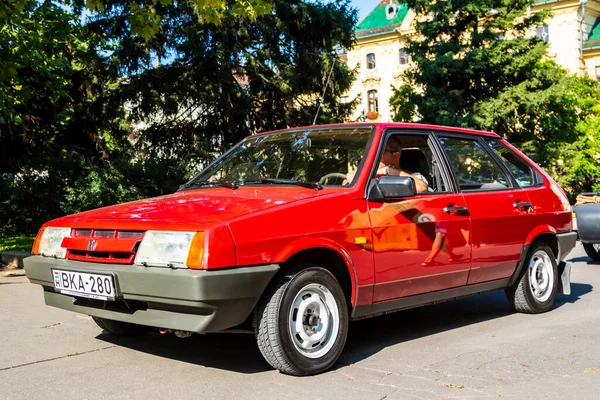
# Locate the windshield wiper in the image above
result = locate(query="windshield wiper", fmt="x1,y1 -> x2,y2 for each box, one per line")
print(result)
178,181 -> 239,191
240,178 -> 322,190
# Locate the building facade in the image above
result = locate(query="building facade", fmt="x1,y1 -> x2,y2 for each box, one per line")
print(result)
345,0 -> 600,122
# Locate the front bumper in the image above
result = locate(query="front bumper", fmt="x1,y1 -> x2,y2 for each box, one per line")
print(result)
24,256 -> 279,333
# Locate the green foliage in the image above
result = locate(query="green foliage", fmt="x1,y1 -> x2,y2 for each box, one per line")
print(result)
0,153 -> 188,237
82,0 -> 274,41
473,62 -> 577,144
0,236 -> 35,252
390,84 -> 416,123
88,0 -> 358,165
502,74 -> 600,197
390,0 -> 549,126
0,0 -> 129,174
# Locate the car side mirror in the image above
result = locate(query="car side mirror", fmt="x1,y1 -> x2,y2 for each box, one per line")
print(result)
368,176 -> 416,202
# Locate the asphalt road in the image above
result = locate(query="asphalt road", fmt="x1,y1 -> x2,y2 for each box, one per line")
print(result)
1,243 -> 599,400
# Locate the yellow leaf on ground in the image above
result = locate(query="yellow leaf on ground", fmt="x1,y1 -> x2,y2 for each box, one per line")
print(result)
444,383 -> 465,389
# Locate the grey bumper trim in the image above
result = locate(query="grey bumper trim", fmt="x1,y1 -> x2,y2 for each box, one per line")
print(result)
24,256 -> 279,333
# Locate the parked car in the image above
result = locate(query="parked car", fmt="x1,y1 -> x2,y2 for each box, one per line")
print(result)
24,123 -> 577,376
574,194 -> 600,261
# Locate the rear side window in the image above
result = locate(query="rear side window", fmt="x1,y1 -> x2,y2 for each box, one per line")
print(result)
484,139 -> 536,188
438,136 -> 510,191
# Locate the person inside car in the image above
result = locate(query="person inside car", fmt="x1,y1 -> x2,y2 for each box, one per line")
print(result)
377,137 -> 428,193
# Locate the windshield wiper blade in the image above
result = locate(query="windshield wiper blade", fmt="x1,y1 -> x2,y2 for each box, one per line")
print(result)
178,181 -> 239,191
241,178 -> 322,190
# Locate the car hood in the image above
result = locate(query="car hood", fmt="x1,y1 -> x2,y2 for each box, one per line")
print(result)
48,187 -> 327,230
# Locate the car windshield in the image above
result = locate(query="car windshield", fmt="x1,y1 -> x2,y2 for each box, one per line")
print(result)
185,127 -> 373,188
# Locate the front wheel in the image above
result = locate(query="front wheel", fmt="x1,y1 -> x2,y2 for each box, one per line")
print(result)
255,265 -> 349,376
583,243 -> 600,261
506,243 -> 558,314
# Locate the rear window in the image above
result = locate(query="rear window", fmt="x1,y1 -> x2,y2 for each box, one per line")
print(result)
438,136 -> 510,191
484,139 -> 536,188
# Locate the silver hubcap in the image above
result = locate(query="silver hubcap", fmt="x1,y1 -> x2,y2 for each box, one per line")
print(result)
528,250 -> 554,302
288,283 -> 339,359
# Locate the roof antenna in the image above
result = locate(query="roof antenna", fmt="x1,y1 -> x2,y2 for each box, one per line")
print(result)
312,48 -> 344,125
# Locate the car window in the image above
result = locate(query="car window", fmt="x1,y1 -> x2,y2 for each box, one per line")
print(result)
438,136 -> 511,191
189,128 -> 372,187
484,139 -> 535,188
376,134 -> 450,193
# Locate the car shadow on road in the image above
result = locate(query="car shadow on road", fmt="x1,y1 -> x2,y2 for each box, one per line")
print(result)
94,284 -> 592,375
96,330 -> 271,374
568,256 -> 600,265
336,283 -> 593,369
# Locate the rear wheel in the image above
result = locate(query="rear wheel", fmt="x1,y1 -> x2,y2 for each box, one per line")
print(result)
92,316 -> 150,336
583,243 -> 600,261
506,243 -> 558,314
255,265 -> 349,376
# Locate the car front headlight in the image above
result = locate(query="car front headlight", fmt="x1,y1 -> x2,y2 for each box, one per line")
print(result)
135,231 -> 204,269
37,227 -> 71,258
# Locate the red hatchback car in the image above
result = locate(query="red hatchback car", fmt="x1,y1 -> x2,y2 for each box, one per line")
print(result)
24,123 -> 576,375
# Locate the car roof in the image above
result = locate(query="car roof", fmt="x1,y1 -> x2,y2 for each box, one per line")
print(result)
252,122 -> 500,138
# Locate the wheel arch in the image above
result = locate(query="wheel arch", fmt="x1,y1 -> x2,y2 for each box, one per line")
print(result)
276,242 -> 357,312
509,228 -> 559,287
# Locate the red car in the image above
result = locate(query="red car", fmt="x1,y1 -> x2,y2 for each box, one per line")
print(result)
24,123 -> 576,376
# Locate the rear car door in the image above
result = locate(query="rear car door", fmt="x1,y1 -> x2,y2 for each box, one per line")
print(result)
484,138 -> 573,236
436,134 -> 537,285
369,131 -> 472,303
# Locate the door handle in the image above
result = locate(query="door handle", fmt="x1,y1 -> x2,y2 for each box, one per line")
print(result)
444,205 -> 469,216
513,201 -> 533,211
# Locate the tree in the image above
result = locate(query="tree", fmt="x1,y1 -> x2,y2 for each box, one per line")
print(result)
390,0 -> 549,127
477,68 -> 600,196
0,0 -> 163,235
84,0 -> 358,166
83,0 -> 274,40
0,0 -> 131,173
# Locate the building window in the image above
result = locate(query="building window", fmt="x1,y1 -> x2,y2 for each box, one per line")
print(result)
386,3 -> 398,19
367,90 -> 378,112
596,66 -> 600,83
367,53 -> 376,69
536,25 -> 549,43
399,49 -> 409,65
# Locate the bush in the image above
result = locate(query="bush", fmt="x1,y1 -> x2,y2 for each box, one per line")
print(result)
0,153 -> 189,237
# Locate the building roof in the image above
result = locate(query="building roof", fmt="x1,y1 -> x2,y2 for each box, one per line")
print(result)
584,17 -> 600,49
355,1 -> 409,39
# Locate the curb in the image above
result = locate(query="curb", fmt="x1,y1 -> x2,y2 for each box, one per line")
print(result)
0,251 -> 31,269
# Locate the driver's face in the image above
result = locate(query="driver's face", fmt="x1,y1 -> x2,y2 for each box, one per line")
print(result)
382,144 -> 401,166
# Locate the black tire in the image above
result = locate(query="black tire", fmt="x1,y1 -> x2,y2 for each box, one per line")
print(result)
506,243 -> 558,314
255,264 -> 349,376
583,243 -> 600,261
92,316 -> 150,336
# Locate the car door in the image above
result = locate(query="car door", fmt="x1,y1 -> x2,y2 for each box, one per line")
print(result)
484,138 -> 573,237
369,131 -> 472,303
436,134 -> 537,285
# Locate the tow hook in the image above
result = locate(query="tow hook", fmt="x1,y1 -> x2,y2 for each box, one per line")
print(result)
158,328 -> 193,338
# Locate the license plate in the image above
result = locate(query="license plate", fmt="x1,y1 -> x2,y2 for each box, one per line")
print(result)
52,269 -> 116,301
